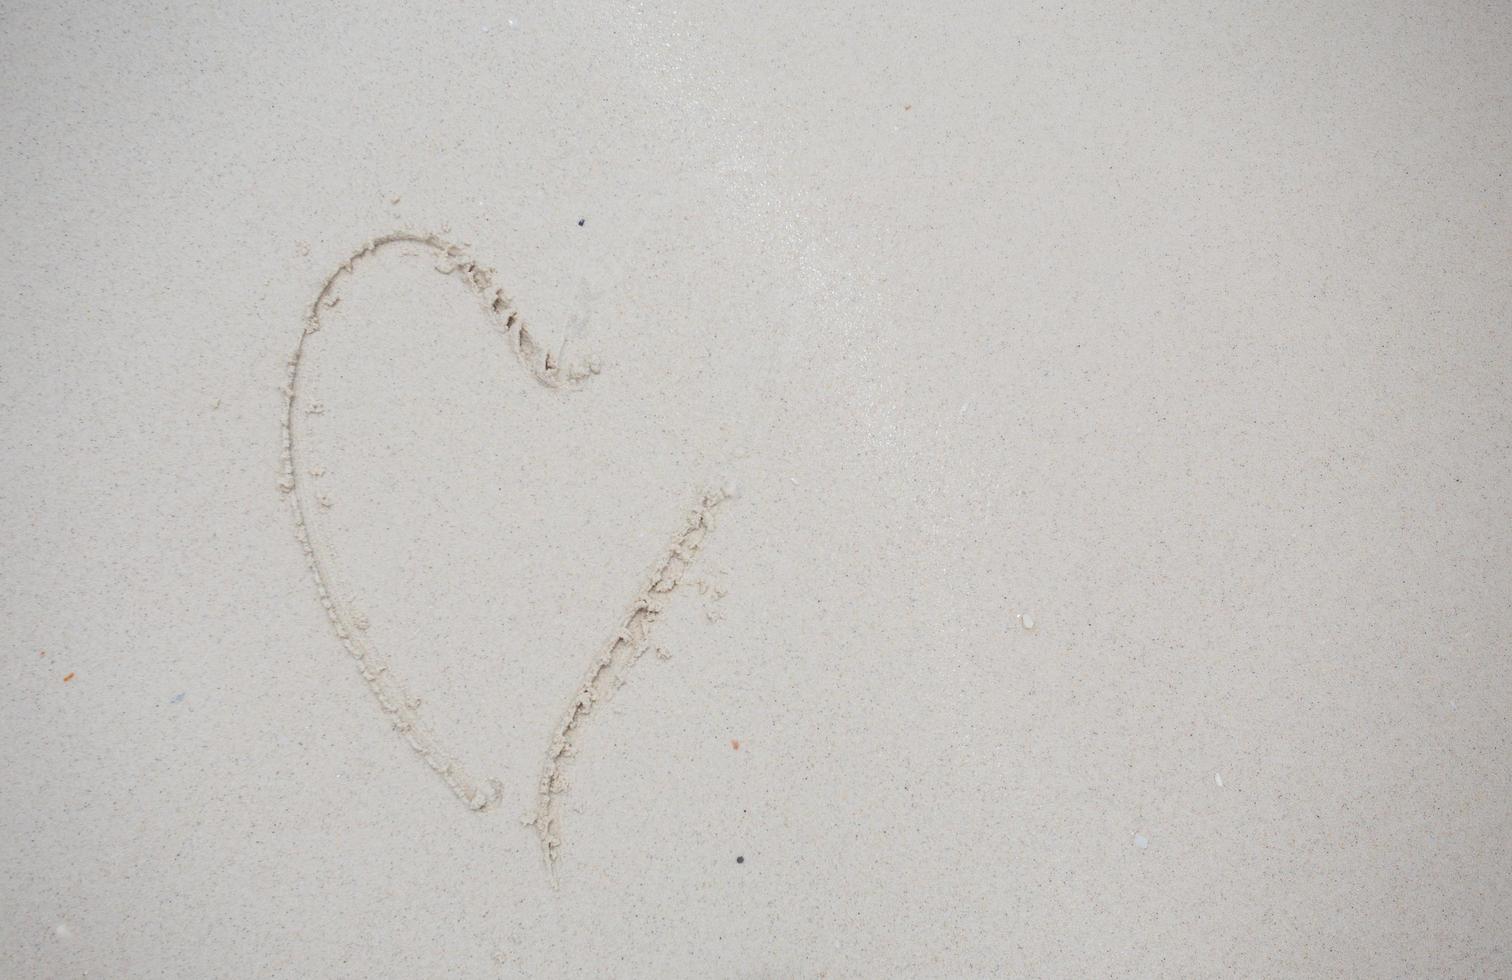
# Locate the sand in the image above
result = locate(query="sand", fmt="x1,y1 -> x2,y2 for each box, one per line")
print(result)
3,1 -> 1510,976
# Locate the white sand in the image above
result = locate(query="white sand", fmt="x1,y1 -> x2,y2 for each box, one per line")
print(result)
3,1 -> 1510,976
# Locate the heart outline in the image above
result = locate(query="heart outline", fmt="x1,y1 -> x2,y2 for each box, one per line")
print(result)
279,231 -> 729,871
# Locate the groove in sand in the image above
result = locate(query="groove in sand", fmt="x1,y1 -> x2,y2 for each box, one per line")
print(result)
280,232 -> 728,871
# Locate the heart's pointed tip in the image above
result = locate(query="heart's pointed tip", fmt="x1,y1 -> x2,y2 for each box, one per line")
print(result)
470,779 -> 506,811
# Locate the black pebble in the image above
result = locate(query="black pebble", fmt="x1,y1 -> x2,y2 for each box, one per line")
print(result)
736,856 -> 744,864
577,218 -> 586,226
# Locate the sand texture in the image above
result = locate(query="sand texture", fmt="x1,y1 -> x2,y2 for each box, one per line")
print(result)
3,0 -> 1511,976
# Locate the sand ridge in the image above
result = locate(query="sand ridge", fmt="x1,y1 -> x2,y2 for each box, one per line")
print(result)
528,485 -> 732,875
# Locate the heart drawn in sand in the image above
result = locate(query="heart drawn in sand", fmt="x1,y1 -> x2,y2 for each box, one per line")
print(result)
278,232 -> 731,872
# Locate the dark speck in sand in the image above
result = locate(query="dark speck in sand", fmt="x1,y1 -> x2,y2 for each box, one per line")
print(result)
577,218 -> 585,227
736,855 -> 744,864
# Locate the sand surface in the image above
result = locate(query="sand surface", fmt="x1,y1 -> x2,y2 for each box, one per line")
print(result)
3,1 -> 1510,976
